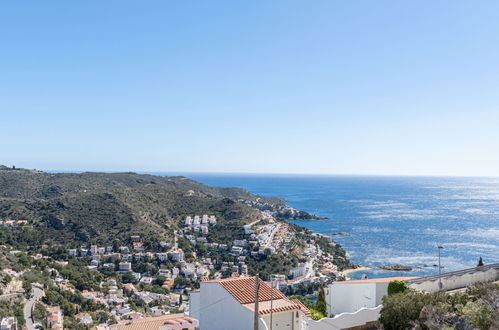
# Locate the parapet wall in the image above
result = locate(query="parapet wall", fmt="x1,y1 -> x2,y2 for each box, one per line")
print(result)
306,305 -> 382,330
407,263 -> 499,293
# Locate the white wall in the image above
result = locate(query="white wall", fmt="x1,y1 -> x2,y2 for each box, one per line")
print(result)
306,305 -> 382,330
326,282 -> 387,316
188,291 -> 200,321
198,282 -> 255,330
408,268 -> 499,292
261,310 -> 304,330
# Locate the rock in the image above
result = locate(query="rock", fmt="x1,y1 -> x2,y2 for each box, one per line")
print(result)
379,264 -> 413,271
330,232 -> 351,237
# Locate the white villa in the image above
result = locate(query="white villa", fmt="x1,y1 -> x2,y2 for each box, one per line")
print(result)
325,276 -> 416,316
190,276 -> 310,330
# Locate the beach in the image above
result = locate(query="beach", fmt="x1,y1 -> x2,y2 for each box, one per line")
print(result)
342,266 -> 371,279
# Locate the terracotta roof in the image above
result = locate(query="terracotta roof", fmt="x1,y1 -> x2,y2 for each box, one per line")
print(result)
244,298 -> 302,315
109,314 -> 198,330
336,276 -> 417,284
259,304 -> 300,315
290,299 -> 312,317
205,277 -> 286,304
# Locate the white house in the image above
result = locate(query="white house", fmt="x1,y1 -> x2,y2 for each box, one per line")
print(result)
190,276 -> 309,330
119,262 -> 132,273
0,317 -> 17,330
170,249 -> 185,262
325,277 -> 416,316
193,216 -> 201,226
157,253 -> 168,262
200,225 -> 209,234
289,263 -> 307,279
208,216 -> 217,225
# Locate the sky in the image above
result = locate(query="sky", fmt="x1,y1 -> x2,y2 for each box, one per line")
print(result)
1,1 -> 499,176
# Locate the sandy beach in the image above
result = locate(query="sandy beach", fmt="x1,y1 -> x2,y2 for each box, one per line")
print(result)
342,266 -> 371,279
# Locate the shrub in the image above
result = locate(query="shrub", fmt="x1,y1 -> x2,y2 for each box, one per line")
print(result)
315,287 -> 327,316
460,300 -> 494,329
387,280 -> 408,295
310,309 -> 325,320
289,295 -> 315,310
379,291 -> 449,330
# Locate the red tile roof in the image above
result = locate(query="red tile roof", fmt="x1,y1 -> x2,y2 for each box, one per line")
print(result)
109,314 -> 197,330
290,299 -> 312,317
259,304 -> 300,315
205,277 -> 286,304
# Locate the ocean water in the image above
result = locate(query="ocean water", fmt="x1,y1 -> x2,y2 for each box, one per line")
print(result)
159,174 -> 499,280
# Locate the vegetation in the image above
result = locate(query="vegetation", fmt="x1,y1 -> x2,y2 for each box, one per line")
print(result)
284,282 -> 323,296
32,302 -> 47,327
0,168 -> 271,246
289,295 -> 315,310
292,224 -> 353,270
315,287 -> 327,317
246,253 -> 300,281
379,282 -> 499,330
387,279 -> 409,295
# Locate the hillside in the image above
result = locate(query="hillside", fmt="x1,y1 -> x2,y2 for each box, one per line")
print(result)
0,167 -> 277,246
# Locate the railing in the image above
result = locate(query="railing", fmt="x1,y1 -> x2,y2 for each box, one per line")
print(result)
406,263 -> 499,284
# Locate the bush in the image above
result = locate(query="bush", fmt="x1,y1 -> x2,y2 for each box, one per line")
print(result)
460,300 -> 494,329
289,295 -> 315,310
379,291 -> 449,330
310,309 -> 325,320
380,282 -> 499,330
387,280 -> 408,295
315,287 -> 327,316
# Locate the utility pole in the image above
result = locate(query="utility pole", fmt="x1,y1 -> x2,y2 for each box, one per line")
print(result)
253,276 -> 260,330
438,246 -> 443,275
438,245 -> 444,290
270,280 -> 274,330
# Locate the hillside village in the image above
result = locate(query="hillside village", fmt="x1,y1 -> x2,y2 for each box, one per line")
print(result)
1,170 -> 497,329
0,208 -> 354,330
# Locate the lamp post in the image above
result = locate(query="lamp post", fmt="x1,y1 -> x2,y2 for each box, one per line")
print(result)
438,246 -> 444,290
438,246 -> 443,275
270,279 -> 274,330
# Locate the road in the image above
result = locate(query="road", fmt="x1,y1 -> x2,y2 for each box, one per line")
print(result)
247,218 -> 262,227
23,286 -> 43,330
265,223 -> 282,248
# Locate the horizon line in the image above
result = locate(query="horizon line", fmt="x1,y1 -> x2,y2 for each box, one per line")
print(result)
26,167 -> 499,179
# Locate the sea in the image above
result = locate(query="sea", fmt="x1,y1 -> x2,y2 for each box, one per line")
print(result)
159,174 -> 499,280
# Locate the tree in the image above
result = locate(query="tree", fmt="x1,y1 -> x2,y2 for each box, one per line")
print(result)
289,295 -> 314,309
22,279 -> 32,295
315,287 -> 327,316
477,256 -> 484,267
122,272 -> 137,284
387,280 -> 409,295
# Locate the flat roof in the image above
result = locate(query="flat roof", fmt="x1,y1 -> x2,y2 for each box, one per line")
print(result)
334,276 -> 417,284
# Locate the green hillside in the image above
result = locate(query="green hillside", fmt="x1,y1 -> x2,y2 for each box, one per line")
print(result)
0,167 -> 268,246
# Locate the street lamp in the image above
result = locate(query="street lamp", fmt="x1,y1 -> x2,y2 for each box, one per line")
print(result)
438,246 -> 444,290
270,280 -> 274,330
437,246 -> 444,275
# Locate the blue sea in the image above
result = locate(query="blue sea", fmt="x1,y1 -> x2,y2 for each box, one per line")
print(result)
159,174 -> 499,280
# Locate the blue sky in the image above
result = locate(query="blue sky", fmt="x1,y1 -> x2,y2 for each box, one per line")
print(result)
1,1 -> 499,176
